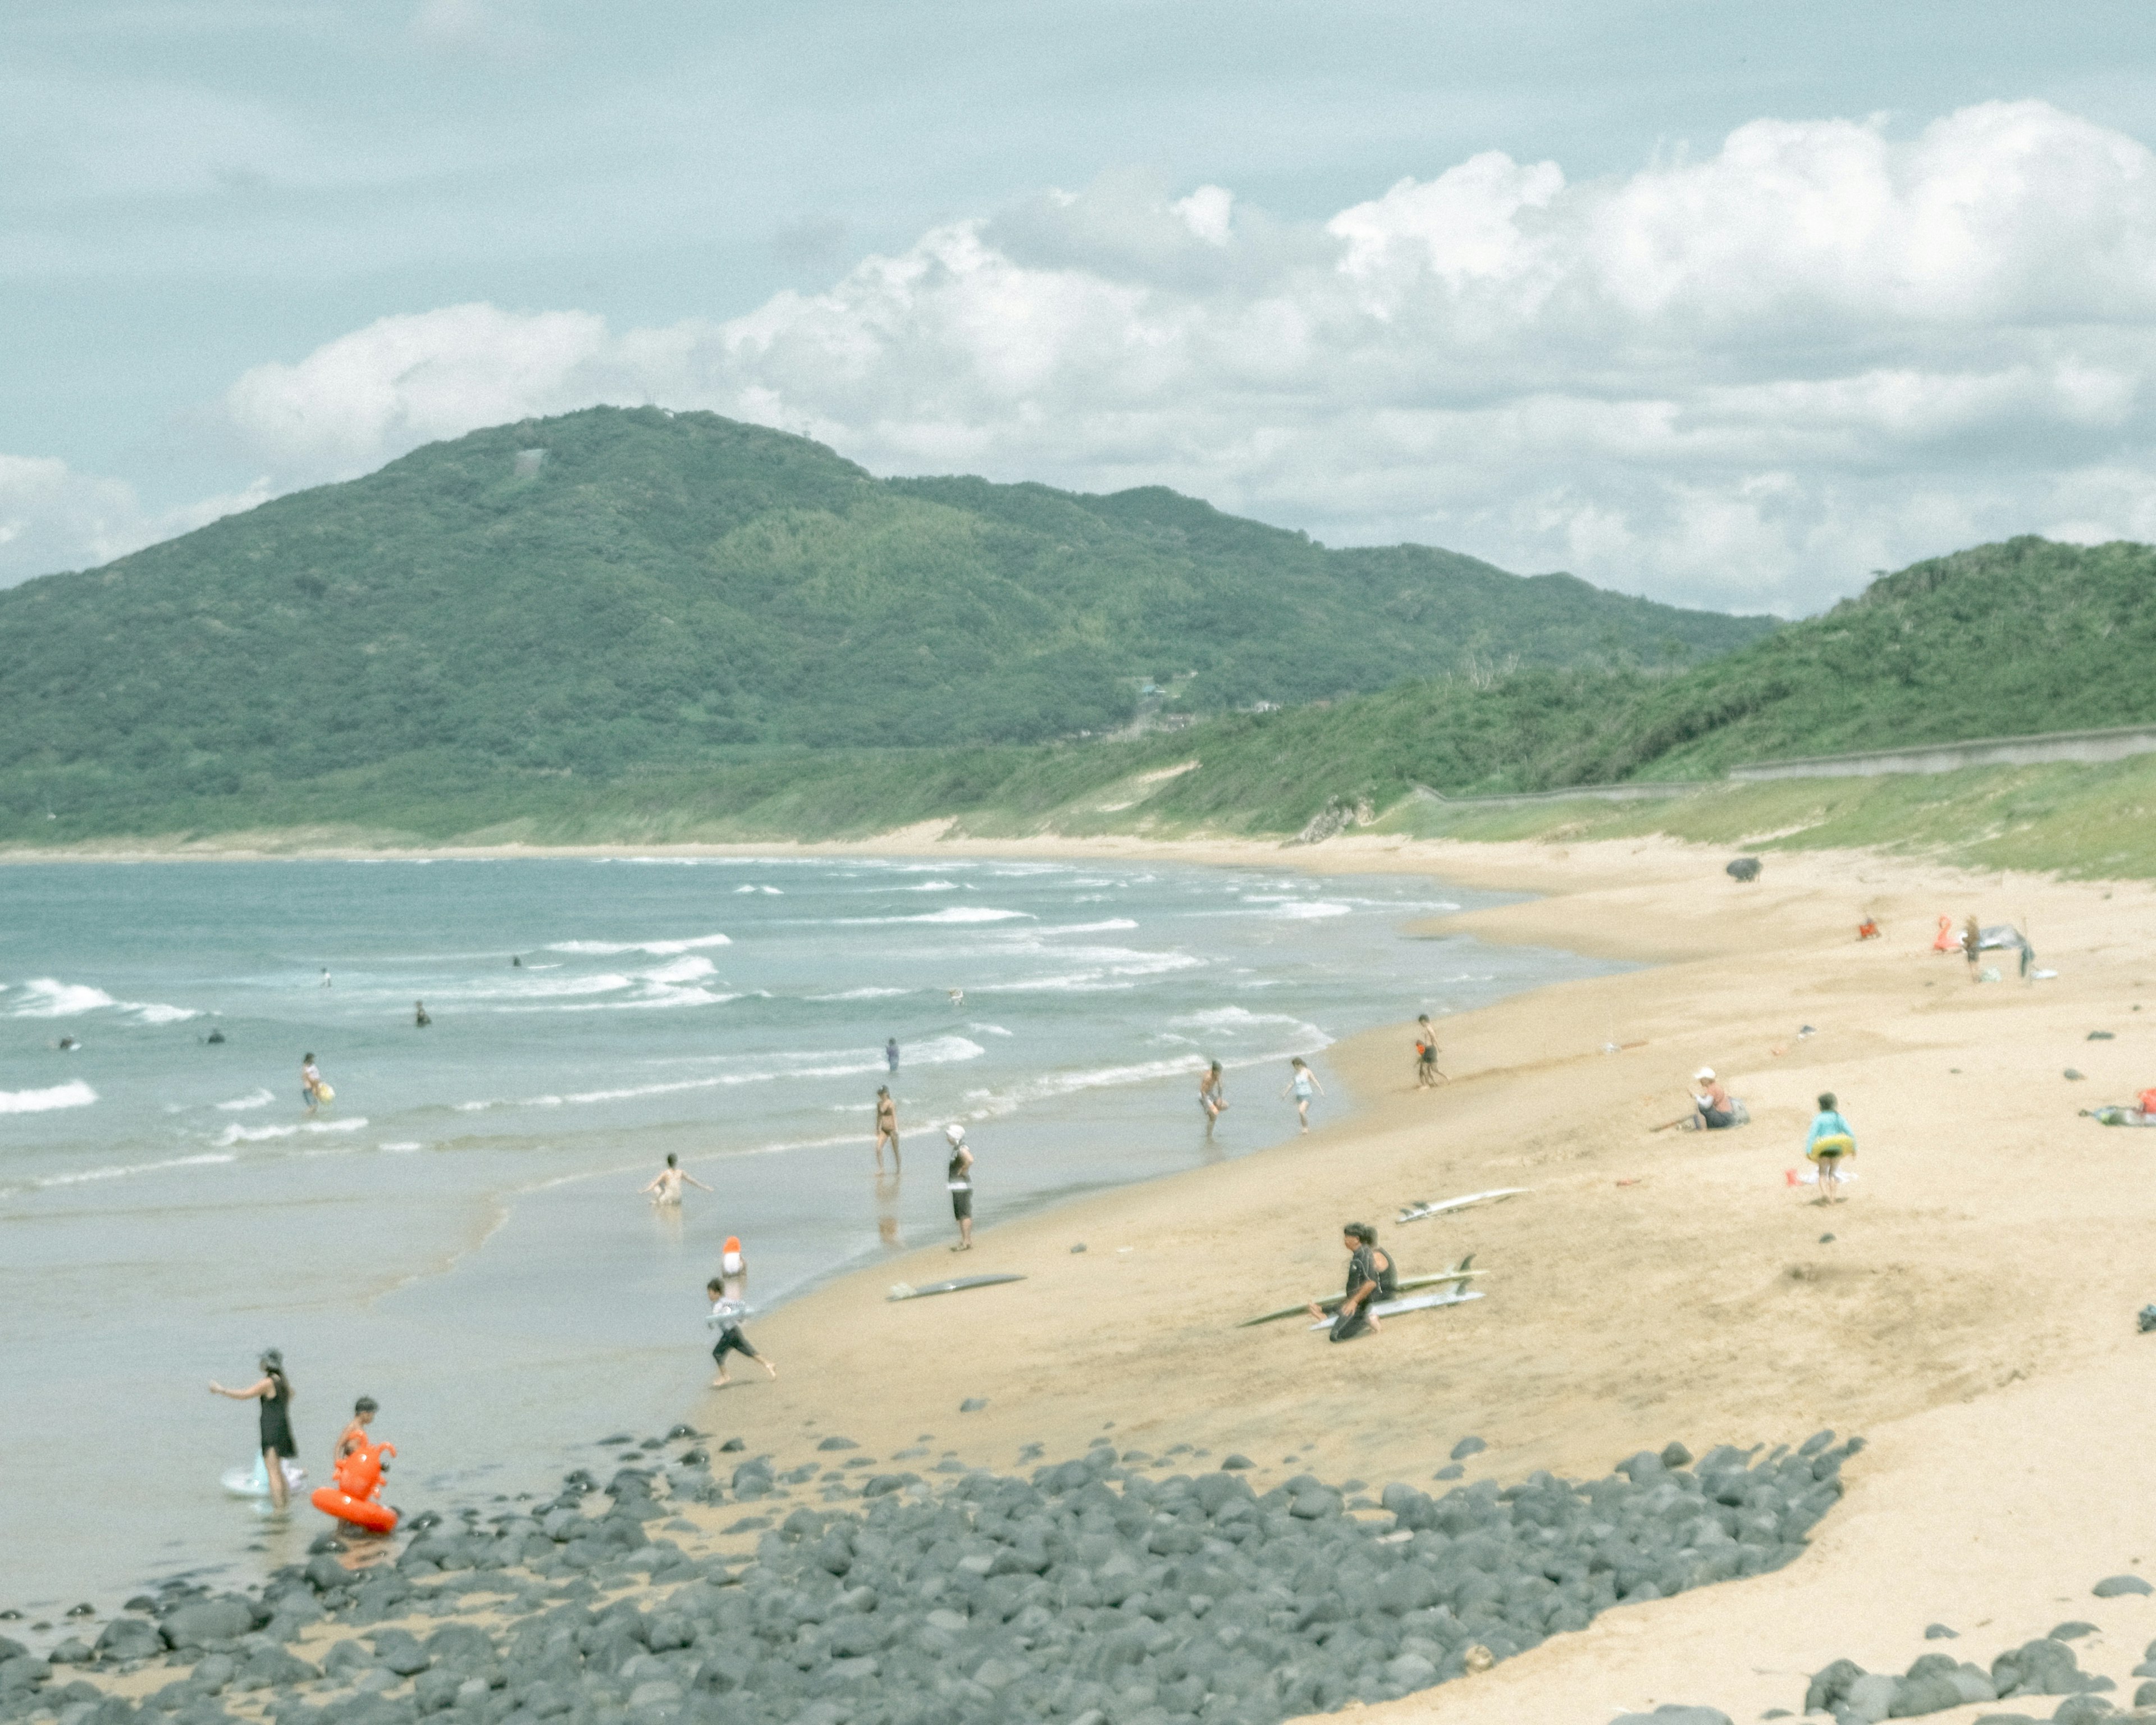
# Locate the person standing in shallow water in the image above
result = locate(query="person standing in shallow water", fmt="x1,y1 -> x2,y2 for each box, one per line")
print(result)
886,1038 -> 899,1075
301,1052 -> 326,1114
1282,1058 -> 1323,1132
211,1349 -> 298,1509
874,1086 -> 901,1171
642,1152 -> 711,1206
1198,1062 -> 1227,1139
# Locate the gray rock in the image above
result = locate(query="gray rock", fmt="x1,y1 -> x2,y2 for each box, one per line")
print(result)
1449,1436 -> 1487,1462
1659,1443 -> 1693,1468
162,1598 -> 262,1649
1926,1624 -> 1960,1639
1607,1710 -> 1732,1725
2066,1069 -> 2086,1081
1840,1671 -> 1900,1722
2051,1697 -> 2118,1725
93,1617 -> 163,1662
2136,1682 -> 2156,1709
815,1437 -> 858,1452
2052,1623 -> 2100,1642
2097,1576 -> 2155,1598
1219,1455 -> 1253,1471
959,1398 -> 988,1413
1432,1463 -> 1464,1480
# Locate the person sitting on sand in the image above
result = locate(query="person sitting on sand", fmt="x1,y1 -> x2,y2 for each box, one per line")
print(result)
335,1396 -> 378,1466
1282,1058 -> 1324,1132
1199,1062 -> 1227,1138
705,1278 -> 777,1388
643,1153 -> 711,1207
945,1124 -> 975,1251
1806,1092 -> 1857,1202
1308,1223 -> 1395,1341
875,1086 -> 901,1172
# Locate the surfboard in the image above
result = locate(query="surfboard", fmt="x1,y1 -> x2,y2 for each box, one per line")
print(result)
1239,1259 -> 1478,1327
886,1273 -> 1025,1302
1394,1188 -> 1528,1224
222,1456 -> 307,1499
1306,1289 -> 1484,1330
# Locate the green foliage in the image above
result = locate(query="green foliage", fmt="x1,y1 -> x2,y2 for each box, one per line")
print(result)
0,405 -> 1769,838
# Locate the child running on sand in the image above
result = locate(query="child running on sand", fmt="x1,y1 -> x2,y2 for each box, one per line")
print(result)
1282,1058 -> 1323,1132
1806,1092 -> 1856,1202
705,1279 -> 777,1388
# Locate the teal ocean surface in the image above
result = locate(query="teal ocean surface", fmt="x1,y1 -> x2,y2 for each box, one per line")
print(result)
0,856 -> 1619,1611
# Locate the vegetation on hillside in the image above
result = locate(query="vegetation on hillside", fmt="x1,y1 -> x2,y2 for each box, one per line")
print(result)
0,406 -> 1767,833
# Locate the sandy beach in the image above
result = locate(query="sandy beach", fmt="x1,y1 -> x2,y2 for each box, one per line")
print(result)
615,829 -> 2156,1721
20,828 -> 2156,1725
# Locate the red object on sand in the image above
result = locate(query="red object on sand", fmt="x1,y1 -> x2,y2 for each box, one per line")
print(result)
1857,919 -> 1880,940
1931,915 -> 1961,952
312,1439 -> 398,1533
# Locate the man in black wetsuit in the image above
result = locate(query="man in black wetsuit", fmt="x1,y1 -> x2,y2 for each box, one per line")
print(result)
1308,1224 -> 1394,1342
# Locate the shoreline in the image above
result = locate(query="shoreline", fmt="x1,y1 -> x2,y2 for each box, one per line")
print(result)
16,830 -> 2156,1724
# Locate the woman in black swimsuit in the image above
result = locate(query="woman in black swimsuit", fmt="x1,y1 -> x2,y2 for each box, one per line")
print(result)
211,1349 -> 298,1509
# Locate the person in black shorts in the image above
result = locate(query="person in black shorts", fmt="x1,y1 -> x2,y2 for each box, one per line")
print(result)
1308,1224 -> 1395,1342
705,1279 -> 776,1388
945,1124 -> 975,1251
211,1348 -> 298,1508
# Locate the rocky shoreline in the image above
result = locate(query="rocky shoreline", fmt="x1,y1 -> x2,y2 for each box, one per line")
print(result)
1,1428 -> 1858,1725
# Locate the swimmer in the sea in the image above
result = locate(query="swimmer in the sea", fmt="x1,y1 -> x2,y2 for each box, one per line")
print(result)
56,1035 -> 80,1052
874,1085 -> 901,1172
947,988 -> 965,1008
413,1001 -> 431,1029
511,956 -> 522,968
321,968 -> 332,989
642,1152 -> 711,1206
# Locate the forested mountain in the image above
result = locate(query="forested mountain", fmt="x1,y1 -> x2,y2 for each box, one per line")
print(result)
0,407 -> 1770,829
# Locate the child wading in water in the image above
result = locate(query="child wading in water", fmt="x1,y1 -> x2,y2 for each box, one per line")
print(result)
1282,1058 -> 1323,1132
705,1279 -> 776,1388
1806,1091 -> 1856,1202
1198,1062 -> 1226,1138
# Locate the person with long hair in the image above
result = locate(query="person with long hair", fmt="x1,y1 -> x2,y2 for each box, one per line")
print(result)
211,1349 -> 298,1509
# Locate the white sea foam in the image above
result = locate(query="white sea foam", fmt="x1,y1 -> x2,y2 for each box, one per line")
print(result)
380,1142 -> 423,1153
640,955 -> 718,985
36,1152 -> 235,1188
828,906 -> 1031,927
967,1022 -> 1014,1037
733,885 -> 783,895
1266,901 -> 1353,919
212,1117 -> 368,1147
1174,1006 -> 1312,1030
0,1080 -> 98,1114
1035,919 -> 1140,935
215,1088 -> 277,1112
546,933 -> 732,955
460,1035 -> 985,1111
806,987 -> 911,1001
6,977 -> 200,1023
897,881 -> 962,892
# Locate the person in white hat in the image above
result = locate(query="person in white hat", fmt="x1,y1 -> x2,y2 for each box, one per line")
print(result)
1653,1067 -> 1735,1133
944,1123 -> 975,1251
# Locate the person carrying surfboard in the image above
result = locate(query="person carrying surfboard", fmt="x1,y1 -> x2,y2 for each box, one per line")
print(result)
1806,1092 -> 1857,1203
1308,1224 -> 1394,1341
705,1279 -> 777,1387
945,1124 -> 975,1251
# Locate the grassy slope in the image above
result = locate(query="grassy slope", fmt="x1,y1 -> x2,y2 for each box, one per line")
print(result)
0,407 -> 1770,837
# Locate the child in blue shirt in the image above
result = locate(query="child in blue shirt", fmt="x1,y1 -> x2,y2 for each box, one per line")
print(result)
1806,1092 -> 1856,1202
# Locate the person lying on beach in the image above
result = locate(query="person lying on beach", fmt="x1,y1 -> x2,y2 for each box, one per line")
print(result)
1414,1015 -> 1446,1088
1199,1062 -> 1227,1138
1806,1092 -> 1856,1202
1653,1067 -> 1734,1131
1282,1058 -> 1324,1132
705,1279 -> 777,1388
875,1086 -> 901,1171
335,1397 -> 378,1467
1308,1223 -> 1394,1341
643,1153 -> 711,1206
946,1124 -> 975,1250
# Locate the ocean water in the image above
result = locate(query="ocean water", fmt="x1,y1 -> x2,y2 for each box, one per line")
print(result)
0,856 -> 1619,1612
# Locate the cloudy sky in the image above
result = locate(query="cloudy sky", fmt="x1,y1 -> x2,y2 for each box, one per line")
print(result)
7,1 -> 2155,612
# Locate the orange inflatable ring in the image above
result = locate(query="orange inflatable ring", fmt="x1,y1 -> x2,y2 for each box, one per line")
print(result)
312,1439 -> 399,1534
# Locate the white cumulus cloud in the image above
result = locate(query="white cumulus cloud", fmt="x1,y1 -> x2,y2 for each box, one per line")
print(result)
12,98 -> 2156,612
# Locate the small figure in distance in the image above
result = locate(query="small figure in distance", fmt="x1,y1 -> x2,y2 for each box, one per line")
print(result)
205,1028 -> 226,1046
947,988 -> 965,1009
1282,1057 -> 1324,1133
945,1124 -> 975,1251
1308,1222 -> 1395,1342
335,1396 -> 378,1467
321,968 -> 332,989
56,1035 -> 80,1053
211,1348 -> 298,1510
1653,1066 -> 1733,1132
886,1037 -> 900,1075
643,1152 -> 711,1207
705,1278 -> 776,1389
1414,1014 -> 1447,1088
1198,1061 -> 1227,1138
511,956 -> 522,968
874,1085 -> 901,1172
1806,1091 -> 1856,1203
719,1235 -> 747,1299
414,1000 -> 431,1029
1963,913 -> 1982,983
301,1052 -> 327,1114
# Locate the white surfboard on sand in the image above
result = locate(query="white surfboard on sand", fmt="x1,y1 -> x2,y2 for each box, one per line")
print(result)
887,1273 -> 1025,1302
1240,1259 -> 1478,1327
1395,1188 -> 1529,1224
1306,1288 -> 1484,1330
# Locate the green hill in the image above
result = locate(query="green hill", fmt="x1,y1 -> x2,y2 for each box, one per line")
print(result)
0,407 -> 1771,835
